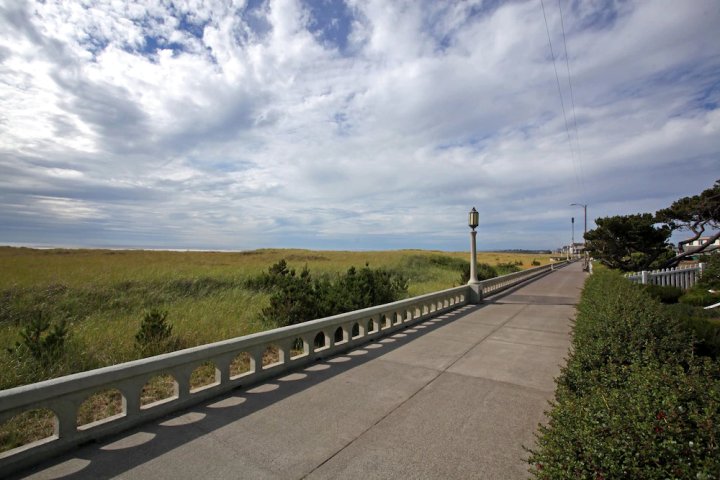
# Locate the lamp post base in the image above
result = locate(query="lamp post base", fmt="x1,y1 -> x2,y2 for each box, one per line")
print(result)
467,283 -> 483,304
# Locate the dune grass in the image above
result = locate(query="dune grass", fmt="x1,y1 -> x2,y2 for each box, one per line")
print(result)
0,246 -> 550,389
0,246 -> 551,452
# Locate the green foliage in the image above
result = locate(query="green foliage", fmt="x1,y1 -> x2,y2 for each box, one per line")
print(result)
679,287 -> 720,307
656,179 -> 720,266
460,262 -> 498,283
585,213 -> 674,271
495,261 -> 523,275
559,270 -> 693,397
531,259 -> 541,266
529,270 -> 720,478
135,309 -> 177,356
698,252 -> 720,290
257,260 -> 408,328
531,359 -> 720,479
642,284 -> 683,304
398,254 -> 468,285
665,303 -> 720,358
8,311 -> 68,367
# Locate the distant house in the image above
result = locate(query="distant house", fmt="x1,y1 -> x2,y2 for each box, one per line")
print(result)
681,237 -> 720,254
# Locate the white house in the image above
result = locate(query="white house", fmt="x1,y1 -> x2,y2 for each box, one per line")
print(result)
681,236 -> 720,253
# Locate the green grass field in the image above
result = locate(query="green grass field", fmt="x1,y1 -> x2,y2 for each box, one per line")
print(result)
0,246 -> 551,390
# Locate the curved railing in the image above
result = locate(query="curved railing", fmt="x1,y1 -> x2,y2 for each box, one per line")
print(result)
0,259 -> 569,476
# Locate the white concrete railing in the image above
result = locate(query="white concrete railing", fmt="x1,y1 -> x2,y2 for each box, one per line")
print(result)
478,261 -> 564,295
625,263 -> 705,290
0,260 -> 567,476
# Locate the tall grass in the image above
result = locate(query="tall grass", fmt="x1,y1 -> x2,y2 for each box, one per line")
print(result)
0,246 -> 551,390
0,246 -> 552,452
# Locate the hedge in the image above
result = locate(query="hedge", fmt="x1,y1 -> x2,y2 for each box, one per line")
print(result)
529,269 -> 720,479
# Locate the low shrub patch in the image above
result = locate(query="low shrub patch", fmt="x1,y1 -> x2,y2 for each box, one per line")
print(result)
254,260 -> 409,328
529,269 -> 720,478
679,287 -> 720,307
642,284 -> 683,304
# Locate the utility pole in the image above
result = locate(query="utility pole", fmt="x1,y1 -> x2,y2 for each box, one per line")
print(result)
571,203 -> 589,270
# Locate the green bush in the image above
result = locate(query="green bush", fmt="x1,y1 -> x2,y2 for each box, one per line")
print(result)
642,284 -> 683,304
698,253 -> 720,289
256,260 -> 408,328
559,270 -> 693,397
686,316 -> 720,358
135,309 -> 178,356
665,303 -> 720,358
495,261 -> 522,275
529,269 -> 720,478
531,359 -> 720,479
460,262 -> 498,283
8,311 -> 68,367
679,287 -> 720,307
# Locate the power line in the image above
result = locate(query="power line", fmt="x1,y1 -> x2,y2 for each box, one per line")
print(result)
557,0 -> 585,189
540,0 -> 580,187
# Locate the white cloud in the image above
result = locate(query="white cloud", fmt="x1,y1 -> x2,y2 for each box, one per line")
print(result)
0,0 -> 718,250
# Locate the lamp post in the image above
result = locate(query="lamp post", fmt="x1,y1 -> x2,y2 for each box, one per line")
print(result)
571,203 -> 588,269
467,208 -> 482,304
570,203 -> 587,247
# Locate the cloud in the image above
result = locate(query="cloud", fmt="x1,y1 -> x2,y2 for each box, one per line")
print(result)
0,0 -> 719,251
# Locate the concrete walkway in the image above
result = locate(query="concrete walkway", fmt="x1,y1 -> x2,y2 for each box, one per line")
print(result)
18,263 -> 586,480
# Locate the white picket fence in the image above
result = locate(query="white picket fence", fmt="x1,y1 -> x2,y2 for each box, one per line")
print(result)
625,263 -> 705,290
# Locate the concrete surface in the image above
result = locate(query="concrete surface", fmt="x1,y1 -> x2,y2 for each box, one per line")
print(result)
16,262 -> 586,480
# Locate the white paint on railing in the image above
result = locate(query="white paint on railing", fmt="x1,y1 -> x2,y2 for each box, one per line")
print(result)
625,263 -> 705,289
0,260 -> 569,476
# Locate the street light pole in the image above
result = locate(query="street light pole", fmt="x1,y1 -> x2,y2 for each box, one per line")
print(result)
570,203 -> 587,247
571,203 -> 588,269
467,207 -> 482,304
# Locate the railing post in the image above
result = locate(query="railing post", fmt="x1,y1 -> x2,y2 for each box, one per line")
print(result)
641,271 -> 648,285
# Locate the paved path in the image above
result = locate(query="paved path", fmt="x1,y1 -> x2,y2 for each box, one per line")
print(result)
18,263 -> 586,480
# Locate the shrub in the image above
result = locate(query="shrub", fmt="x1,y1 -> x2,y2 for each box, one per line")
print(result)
679,287 -> 720,307
698,252 -> 720,289
559,270 -> 692,396
529,269 -> 720,478
460,263 -> 498,283
531,259 -> 541,266
259,265 -> 320,328
135,309 -> 177,356
685,316 -> 720,358
257,260 -> 408,328
665,303 -> 720,358
8,311 -> 68,367
495,261 -> 522,275
642,284 -> 683,304
531,359 -> 720,479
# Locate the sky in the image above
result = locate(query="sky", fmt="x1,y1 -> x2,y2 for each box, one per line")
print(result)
0,0 -> 718,252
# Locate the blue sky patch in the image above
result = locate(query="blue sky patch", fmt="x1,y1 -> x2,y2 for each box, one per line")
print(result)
302,0 -> 354,53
